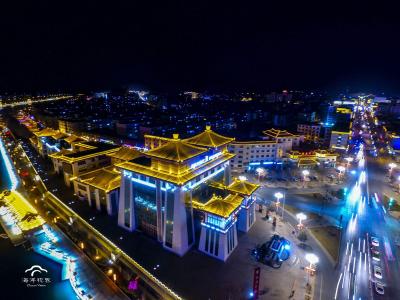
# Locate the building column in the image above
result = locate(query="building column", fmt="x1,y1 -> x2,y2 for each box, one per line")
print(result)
168,187 -> 189,256
224,163 -> 232,185
155,180 -> 163,242
95,189 -> 101,211
86,186 -> 91,207
118,175 -> 135,231
238,198 -> 256,232
199,222 -> 238,261
106,193 -> 112,216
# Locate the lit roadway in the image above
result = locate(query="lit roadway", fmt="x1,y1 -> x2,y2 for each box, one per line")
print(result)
334,103 -> 400,300
0,95 -> 72,109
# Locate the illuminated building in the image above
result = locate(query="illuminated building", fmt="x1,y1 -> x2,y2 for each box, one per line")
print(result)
228,129 -> 303,172
297,123 -> 321,142
72,147 -> 141,215
288,150 -> 337,168
49,141 -> 120,187
73,166 -> 121,215
228,140 -> 279,172
117,126 -> 259,259
263,128 -> 303,155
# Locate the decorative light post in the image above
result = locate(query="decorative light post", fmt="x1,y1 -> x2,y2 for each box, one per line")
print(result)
305,253 -> 319,283
389,163 -> 397,177
296,212 -> 307,229
337,166 -> 346,182
302,170 -> 309,187
274,192 -> 285,219
238,175 -> 247,181
344,157 -> 353,169
256,167 -> 265,182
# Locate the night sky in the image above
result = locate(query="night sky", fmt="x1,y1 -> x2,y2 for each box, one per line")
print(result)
1,1 -> 400,93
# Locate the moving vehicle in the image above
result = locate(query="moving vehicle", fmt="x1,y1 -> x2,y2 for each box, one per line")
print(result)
374,282 -> 385,295
373,265 -> 383,280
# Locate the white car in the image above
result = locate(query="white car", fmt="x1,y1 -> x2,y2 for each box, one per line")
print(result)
374,265 -> 383,280
375,282 -> 384,295
371,237 -> 379,247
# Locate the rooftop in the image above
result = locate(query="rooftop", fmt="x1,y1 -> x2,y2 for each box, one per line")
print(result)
263,128 -> 298,138
145,134 -> 208,162
117,152 -> 235,185
49,142 -> 120,162
226,178 -> 260,196
74,167 -> 121,192
33,128 -> 58,137
107,146 -> 142,161
183,126 -> 235,148
64,134 -> 85,144
196,193 -> 244,218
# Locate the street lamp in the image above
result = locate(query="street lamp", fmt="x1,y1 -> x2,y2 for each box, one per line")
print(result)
389,163 -> 397,177
238,175 -> 247,181
337,166 -> 346,182
302,170 -> 309,187
305,253 -> 319,283
344,157 -> 353,169
256,167 -> 265,182
274,192 -> 285,219
296,212 -> 307,229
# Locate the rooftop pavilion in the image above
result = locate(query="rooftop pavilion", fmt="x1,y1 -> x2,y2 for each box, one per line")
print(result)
263,128 -> 299,139
117,127 -> 259,260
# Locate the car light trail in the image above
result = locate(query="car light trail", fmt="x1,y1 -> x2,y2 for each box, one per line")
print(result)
335,272 -> 343,299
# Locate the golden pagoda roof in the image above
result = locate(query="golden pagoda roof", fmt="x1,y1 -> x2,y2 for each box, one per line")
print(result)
75,167 -> 121,192
145,135 -> 208,162
227,178 -> 260,196
196,194 -> 244,218
64,134 -> 85,144
263,128 -> 298,138
52,132 -> 68,140
34,128 -> 57,137
183,126 -> 235,148
117,152 -> 235,186
107,146 -> 142,161
298,158 -> 318,166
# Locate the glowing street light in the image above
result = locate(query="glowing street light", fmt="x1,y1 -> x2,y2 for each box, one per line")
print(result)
296,212 -> 307,228
274,192 -> 285,219
302,170 -> 309,187
238,175 -> 247,181
256,167 -> 266,182
344,157 -> 353,169
389,163 -> 397,176
337,166 -> 346,182
305,253 -> 319,283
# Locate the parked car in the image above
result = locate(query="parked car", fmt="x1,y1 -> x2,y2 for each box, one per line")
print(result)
371,236 -> 379,247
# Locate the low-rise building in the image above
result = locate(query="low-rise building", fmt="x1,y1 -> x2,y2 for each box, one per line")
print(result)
49,141 -> 120,187
297,122 -> 321,141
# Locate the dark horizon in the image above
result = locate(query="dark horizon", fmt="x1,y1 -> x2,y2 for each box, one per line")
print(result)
1,1 -> 400,94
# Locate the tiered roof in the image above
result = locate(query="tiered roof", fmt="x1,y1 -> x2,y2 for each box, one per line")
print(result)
64,134 -> 85,144
75,167 -> 120,192
107,146 -> 142,161
184,126 -> 234,148
145,134 -> 207,162
263,128 -> 298,138
34,128 -> 57,137
226,178 -> 260,196
196,194 -> 244,218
